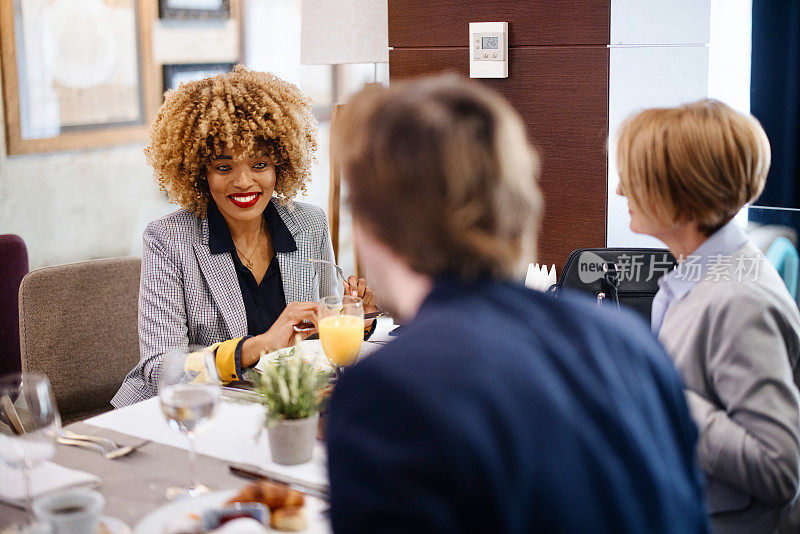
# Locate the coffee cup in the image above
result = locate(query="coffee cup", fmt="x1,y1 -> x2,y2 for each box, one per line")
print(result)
33,488 -> 104,534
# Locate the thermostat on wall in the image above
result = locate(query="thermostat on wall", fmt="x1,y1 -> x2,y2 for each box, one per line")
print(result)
469,22 -> 508,79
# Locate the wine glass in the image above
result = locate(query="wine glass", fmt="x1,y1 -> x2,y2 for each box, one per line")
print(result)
0,373 -> 61,530
318,295 -> 364,374
159,349 -> 221,500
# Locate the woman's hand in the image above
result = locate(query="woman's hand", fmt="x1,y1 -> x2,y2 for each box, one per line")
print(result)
344,276 -> 379,313
241,302 -> 319,367
344,276 -> 380,330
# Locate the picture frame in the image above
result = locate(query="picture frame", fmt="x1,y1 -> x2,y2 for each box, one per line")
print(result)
159,0 -> 230,20
162,62 -> 237,95
0,0 -> 156,155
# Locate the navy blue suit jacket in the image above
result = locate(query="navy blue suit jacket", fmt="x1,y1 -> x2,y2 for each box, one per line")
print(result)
327,277 -> 710,533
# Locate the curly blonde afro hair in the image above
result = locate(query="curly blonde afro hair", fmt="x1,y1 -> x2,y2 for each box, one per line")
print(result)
145,65 -> 318,216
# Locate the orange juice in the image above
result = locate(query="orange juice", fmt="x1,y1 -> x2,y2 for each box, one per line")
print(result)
318,315 -> 364,366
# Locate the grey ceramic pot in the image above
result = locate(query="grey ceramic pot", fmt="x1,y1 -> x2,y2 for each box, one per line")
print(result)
268,412 -> 319,465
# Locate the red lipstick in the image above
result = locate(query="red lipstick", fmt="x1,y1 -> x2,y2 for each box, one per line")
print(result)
228,192 -> 262,208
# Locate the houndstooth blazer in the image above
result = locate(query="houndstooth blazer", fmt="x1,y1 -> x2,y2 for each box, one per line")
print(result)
111,199 -> 339,408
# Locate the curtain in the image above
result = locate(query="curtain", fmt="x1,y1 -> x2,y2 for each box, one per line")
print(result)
750,0 -> 800,208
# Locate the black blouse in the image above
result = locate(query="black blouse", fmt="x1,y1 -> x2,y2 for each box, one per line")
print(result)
207,199 -> 297,336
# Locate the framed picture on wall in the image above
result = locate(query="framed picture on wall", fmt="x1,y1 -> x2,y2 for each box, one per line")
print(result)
162,63 -> 237,95
0,0 -> 156,155
159,0 -> 230,20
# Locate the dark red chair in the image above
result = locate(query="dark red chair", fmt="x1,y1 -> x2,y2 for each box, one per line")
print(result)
0,235 -> 28,376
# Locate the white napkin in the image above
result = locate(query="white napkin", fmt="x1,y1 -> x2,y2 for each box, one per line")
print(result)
525,263 -> 557,291
548,264 -> 557,287
524,263 -> 537,289
0,461 -> 100,507
88,397 -> 329,490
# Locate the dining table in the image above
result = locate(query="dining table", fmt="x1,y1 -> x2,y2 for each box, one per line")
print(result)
0,319 -> 397,533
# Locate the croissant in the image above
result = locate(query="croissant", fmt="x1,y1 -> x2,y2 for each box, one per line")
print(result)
270,506 -> 307,532
228,480 -> 305,511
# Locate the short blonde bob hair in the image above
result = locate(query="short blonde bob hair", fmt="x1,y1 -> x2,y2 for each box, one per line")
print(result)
145,65 -> 318,216
334,74 -> 542,281
616,99 -> 770,235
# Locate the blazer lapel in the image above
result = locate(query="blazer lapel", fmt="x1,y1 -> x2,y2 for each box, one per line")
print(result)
277,252 -> 302,304
275,202 -> 315,303
193,218 -> 248,338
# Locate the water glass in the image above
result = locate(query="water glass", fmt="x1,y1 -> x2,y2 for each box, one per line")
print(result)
0,373 -> 61,530
159,349 -> 221,500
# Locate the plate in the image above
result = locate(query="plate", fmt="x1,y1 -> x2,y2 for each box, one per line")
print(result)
134,489 -> 331,533
135,490 -> 236,534
254,340 -> 333,374
97,515 -> 131,534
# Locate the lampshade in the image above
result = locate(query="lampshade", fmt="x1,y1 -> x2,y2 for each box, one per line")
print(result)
300,0 -> 389,65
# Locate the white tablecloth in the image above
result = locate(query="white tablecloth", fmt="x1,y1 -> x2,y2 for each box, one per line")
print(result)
87,319 -> 398,492
86,396 -> 328,489
0,460 -> 99,507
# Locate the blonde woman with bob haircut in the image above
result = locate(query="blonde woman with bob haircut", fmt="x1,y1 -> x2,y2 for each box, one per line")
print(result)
617,99 -> 800,533
325,74 -> 708,533
113,66 -> 377,408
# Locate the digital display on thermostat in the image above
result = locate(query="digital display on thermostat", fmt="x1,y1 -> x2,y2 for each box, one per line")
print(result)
482,36 -> 499,49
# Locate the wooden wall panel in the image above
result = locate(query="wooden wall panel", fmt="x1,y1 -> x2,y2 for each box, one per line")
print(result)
389,47 -> 608,270
388,0 -> 610,271
389,0 -> 609,47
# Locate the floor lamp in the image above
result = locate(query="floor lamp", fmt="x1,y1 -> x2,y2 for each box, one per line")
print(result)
300,0 -> 388,278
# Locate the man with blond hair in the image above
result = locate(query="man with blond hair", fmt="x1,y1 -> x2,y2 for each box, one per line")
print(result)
325,75 -> 709,533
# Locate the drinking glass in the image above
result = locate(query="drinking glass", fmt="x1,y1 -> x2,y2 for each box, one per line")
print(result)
318,295 -> 364,373
159,349 -> 221,500
0,373 -> 61,529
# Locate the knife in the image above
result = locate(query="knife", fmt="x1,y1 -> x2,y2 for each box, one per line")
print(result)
228,463 -> 330,501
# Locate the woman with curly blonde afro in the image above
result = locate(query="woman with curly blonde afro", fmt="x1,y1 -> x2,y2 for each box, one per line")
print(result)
114,66 -> 378,407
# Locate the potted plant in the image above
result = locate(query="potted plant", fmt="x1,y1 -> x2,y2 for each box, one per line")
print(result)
250,347 -> 331,465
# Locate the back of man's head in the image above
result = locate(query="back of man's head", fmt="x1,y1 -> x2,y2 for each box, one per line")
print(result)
334,74 -> 543,281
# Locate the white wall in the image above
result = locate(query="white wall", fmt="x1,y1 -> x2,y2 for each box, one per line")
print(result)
708,0 -> 752,115
607,0 -> 754,247
0,132 -> 170,270
607,0 -> 711,248
708,0 -> 753,227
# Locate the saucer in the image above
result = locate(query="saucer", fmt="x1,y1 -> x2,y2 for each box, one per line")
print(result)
97,515 -> 131,534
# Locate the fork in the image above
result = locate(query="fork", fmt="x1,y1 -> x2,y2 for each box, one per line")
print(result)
308,258 -> 386,317
57,436 -> 150,460
61,429 -> 119,450
309,258 -> 346,284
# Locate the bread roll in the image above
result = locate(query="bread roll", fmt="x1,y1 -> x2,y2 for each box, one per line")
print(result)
228,480 -> 304,510
270,506 -> 307,532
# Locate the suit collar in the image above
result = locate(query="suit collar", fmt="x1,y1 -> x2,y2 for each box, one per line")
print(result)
272,201 -> 309,304
273,200 -> 304,240
192,241 -> 248,339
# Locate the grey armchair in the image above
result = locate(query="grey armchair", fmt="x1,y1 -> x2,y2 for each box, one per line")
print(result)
19,257 -> 141,422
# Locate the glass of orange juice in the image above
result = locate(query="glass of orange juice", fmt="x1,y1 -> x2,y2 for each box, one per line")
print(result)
318,295 -> 364,371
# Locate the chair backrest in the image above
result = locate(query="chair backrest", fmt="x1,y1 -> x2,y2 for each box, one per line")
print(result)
553,247 -> 677,319
19,257 -> 141,421
0,234 -> 28,376
765,236 -> 800,300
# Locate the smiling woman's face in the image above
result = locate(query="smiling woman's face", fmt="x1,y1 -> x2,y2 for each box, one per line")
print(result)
206,147 -> 276,226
